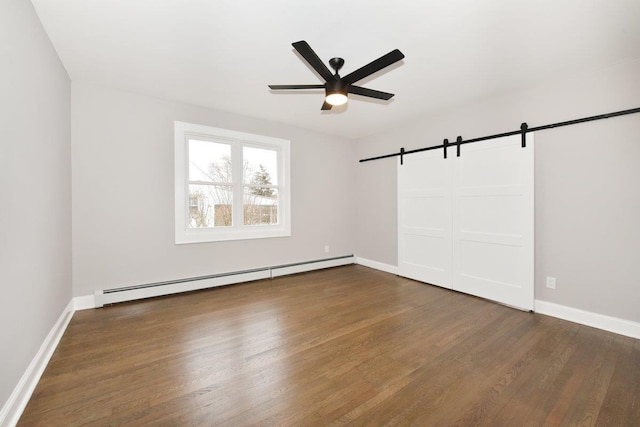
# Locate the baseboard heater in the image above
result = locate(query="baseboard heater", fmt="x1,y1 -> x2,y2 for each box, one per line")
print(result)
94,254 -> 355,307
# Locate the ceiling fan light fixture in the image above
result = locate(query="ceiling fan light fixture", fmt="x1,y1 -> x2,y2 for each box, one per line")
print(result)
326,92 -> 348,106
325,79 -> 348,106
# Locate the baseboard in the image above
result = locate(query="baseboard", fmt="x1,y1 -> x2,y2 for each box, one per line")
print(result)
0,300 -> 75,427
82,259 -> 358,309
356,257 -> 398,275
93,255 -> 356,308
271,255 -> 355,278
535,300 -> 640,340
95,270 -> 271,307
73,295 -> 95,310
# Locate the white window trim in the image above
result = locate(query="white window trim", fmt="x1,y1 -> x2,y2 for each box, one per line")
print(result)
174,121 -> 291,244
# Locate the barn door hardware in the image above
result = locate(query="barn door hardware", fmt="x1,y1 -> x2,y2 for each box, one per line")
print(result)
361,106 -> 640,164
520,122 -> 528,148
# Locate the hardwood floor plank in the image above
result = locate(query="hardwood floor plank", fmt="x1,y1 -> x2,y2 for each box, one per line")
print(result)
17,265 -> 640,426
485,320 -> 580,426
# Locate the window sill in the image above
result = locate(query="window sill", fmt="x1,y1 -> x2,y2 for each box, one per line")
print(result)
175,225 -> 291,244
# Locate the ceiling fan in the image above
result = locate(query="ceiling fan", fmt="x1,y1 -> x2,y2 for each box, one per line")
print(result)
268,41 -> 405,110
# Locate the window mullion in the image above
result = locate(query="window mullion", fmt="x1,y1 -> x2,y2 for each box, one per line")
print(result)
231,142 -> 244,228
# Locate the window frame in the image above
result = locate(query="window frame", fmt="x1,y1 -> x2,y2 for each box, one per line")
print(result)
174,121 -> 291,244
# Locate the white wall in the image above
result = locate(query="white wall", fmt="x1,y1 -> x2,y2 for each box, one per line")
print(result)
71,83 -> 355,297
355,58 -> 640,323
0,0 -> 71,408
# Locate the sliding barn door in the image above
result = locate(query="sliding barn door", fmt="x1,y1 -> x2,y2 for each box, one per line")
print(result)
398,135 -> 534,310
452,136 -> 534,310
398,150 -> 452,289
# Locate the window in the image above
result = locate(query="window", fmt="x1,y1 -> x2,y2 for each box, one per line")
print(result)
175,121 -> 290,243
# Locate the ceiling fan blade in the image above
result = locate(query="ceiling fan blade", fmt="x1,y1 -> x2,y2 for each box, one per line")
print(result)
269,84 -> 325,90
343,49 -> 405,84
292,41 -> 334,82
348,85 -> 395,100
321,101 -> 332,111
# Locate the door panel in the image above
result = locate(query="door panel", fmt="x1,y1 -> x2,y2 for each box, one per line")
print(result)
452,135 -> 534,310
398,150 -> 452,288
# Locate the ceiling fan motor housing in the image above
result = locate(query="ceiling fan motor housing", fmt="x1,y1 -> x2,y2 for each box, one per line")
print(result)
326,78 -> 348,96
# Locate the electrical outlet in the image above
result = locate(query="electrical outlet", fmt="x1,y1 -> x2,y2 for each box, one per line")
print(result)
324,245 -> 330,253
546,276 -> 556,289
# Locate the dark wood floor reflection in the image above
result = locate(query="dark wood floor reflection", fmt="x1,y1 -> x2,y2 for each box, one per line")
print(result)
19,265 -> 640,426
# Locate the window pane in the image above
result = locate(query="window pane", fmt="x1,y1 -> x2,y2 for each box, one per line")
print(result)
244,188 -> 278,225
189,139 -> 231,183
188,184 -> 233,228
243,146 -> 278,185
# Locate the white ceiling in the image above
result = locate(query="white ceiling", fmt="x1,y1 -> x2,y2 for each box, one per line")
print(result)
31,0 -> 640,139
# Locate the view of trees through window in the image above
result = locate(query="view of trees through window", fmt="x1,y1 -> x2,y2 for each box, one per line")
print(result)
187,141 -> 279,228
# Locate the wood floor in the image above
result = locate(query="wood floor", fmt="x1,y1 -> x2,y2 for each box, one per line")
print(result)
19,265 -> 640,426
